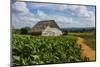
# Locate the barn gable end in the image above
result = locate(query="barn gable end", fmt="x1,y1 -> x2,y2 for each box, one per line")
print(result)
31,20 -> 62,35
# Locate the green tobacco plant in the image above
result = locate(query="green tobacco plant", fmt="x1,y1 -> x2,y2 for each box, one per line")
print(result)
12,34 -> 88,66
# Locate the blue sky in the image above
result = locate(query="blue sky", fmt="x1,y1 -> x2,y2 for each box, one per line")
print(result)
12,1 -> 96,28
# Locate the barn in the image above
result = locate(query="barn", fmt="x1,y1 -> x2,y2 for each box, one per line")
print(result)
32,20 -> 62,36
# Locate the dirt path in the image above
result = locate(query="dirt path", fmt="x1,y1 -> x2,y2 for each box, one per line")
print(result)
77,37 -> 96,61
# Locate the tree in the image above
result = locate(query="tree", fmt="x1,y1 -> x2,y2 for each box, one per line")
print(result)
63,31 -> 68,35
20,27 -> 31,34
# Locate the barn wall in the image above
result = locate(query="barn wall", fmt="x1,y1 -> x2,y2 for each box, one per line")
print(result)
42,26 -> 62,36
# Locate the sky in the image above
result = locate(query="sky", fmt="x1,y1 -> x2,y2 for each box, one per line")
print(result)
11,1 -> 96,29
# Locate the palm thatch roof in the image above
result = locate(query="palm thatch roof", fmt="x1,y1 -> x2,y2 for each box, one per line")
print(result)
32,20 -> 61,34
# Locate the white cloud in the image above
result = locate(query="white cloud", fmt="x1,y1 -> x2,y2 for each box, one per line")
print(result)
36,10 -> 47,17
65,5 -> 89,17
31,3 -> 51,8
67,5 -> 95,27
12,2 -> 37,28
12,2 -> 95,28
31,3 -> 95,18
32,10 -> 76,28
12,2 -> 29,13
75,6 -> 89,17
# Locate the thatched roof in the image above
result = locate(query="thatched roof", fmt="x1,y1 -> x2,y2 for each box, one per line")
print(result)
32,20 -> 60,33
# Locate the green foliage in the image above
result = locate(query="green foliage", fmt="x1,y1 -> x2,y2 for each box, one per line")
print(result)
20,28 -> 28,34
12,35 -> 84,66
63,32 -> 68,35
12,27 -> 31,35
12,29 -> 21,34
68,32 -> 96,50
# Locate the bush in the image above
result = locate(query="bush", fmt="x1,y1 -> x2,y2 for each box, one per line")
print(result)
20,28 -> 28,34
20,27 -> 31,34
63,32 -> 68,35
12,29 -> 20,34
